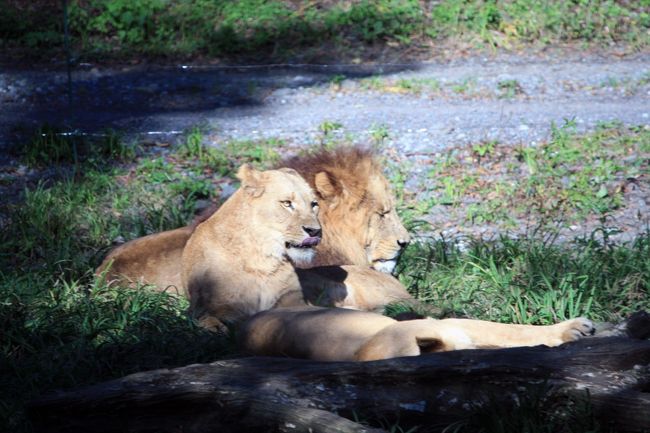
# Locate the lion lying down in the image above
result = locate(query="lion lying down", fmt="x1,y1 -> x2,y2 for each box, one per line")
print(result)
180,165 -> 594,358
97,147 -> 411,296
181,164 -> 412,328
241,306 -> 596,362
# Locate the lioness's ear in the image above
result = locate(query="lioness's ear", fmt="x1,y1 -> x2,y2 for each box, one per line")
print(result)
314,171 -> 341,199
237,164 -> 265,198
278,167 -> 299,177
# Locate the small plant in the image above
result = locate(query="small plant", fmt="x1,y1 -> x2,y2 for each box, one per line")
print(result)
497,79 -> 524,98
318,120 -> 343,148
471,140 -> 497,162
23,126 -> 134,167
180,126 -> 205,159
369,123 -> 390,149
329,74 -> 346,89
451,77 -> 476,95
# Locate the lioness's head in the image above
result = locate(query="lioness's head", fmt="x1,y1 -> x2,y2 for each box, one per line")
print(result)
283,148 -> 410,274
236,164 -> 322,267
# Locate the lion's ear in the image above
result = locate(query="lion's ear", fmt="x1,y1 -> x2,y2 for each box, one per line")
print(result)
278,167 -> 299,177
237,164 -> 265,198
314,171 -> 341,200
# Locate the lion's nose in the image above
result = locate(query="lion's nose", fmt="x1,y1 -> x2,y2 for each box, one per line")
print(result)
303,226 -> 322,238
397,238 -> 410,248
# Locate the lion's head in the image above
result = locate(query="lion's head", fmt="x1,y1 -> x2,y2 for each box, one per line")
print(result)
182,164 -> 323,326
283,148 -> 410,274
235,164 -> 322,268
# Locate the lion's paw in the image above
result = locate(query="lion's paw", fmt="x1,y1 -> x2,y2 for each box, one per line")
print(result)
559,317 -> 596,342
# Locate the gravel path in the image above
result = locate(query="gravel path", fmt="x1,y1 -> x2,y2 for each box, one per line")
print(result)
2,53 -> 649,150
2,53 -> 649,242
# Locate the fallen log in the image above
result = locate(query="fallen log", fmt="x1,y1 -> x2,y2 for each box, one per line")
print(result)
29,312 -> 650,433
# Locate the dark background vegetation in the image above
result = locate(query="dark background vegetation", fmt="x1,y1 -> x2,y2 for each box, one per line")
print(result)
1,0 -> 649,63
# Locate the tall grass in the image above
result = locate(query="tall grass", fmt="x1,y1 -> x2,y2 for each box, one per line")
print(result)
397,232 -> 650,324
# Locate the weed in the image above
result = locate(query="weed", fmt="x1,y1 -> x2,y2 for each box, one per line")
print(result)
329,74 -> 346,88
497,79 -> 524,98
471,140 -> 497,162
369,123 -> 390,149
451,78 -> 476,95
22,126 -> 134,168
318,120 -> 344,148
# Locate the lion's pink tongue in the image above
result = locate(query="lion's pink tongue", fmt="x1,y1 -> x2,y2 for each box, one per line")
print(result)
300,237 -> 321,247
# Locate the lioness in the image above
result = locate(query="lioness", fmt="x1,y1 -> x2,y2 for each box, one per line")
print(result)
241,306 -> 596,362
96,147 -> 410,293
182,164 -> 324,327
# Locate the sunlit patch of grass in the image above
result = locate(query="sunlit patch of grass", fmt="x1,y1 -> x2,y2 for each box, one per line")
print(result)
178,127 -> 282,176
405,123 -> 650,226
397,231 -> 650,324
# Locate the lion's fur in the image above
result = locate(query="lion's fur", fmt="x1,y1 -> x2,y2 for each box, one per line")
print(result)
241,306 -> 595,362
97,147 -> 410,291
96,226 -> 191,294
283,147 -> 410,273
181,165 -> 323,326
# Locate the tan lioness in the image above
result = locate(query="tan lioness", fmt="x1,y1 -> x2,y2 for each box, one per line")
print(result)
96,147 -> 410,294
241,306 -> 596,362
181,164 -> 324,327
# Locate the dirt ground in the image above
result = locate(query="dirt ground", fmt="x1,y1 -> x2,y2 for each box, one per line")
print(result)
1,49 -> 648,242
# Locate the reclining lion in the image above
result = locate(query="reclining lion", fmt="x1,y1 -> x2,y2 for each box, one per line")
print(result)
241,306 -> 595,362
182,164 -> 595,353
96,147 -> 410,295
181,164 -> 324,327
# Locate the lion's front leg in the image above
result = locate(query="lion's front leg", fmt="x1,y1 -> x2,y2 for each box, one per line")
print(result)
437,317 -> 596,349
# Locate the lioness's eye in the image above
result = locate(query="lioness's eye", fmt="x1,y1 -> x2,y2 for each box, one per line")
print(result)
281,200 -> 293,209
311,200 -> 319,208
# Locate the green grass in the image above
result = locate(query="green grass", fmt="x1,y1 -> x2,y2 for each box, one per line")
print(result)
1,125 -> 649,431
413,122 -> 650,226
397,232 -> 650,325
2,1 -> 648,61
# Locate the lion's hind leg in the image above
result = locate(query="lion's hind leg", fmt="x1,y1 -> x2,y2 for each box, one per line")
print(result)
354,318 -> 477,361
436,317 -> 595,349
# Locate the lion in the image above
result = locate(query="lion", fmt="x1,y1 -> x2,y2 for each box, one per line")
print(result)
181,164 -> 324,327
181,164 -> 595,353
241,306 -> 596,362
96,147 -> 410,293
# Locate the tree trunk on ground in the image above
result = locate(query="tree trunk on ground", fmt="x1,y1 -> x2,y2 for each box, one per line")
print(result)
29,312 -> 650,433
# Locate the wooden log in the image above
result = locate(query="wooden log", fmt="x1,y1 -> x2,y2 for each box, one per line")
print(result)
29,333 -> 650,433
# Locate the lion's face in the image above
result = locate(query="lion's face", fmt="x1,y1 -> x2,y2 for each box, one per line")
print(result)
238,165 -> 322,268
363,174 -> 410,274
312,164 -> 410,274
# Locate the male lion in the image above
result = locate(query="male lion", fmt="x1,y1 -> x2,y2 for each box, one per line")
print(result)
97,148 -> 412,303
241,306 -> 595,362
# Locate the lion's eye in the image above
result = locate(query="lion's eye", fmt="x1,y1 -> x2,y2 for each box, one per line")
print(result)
311,200 -> 319,209
281,200 -> 294,209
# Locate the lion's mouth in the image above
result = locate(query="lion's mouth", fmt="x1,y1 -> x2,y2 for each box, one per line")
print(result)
371,256 -> 400,274
286,236 -> 321,249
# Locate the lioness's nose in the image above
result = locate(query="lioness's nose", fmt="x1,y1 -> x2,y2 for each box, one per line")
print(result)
303,226 -> 322,238
397,237 -> 410,248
